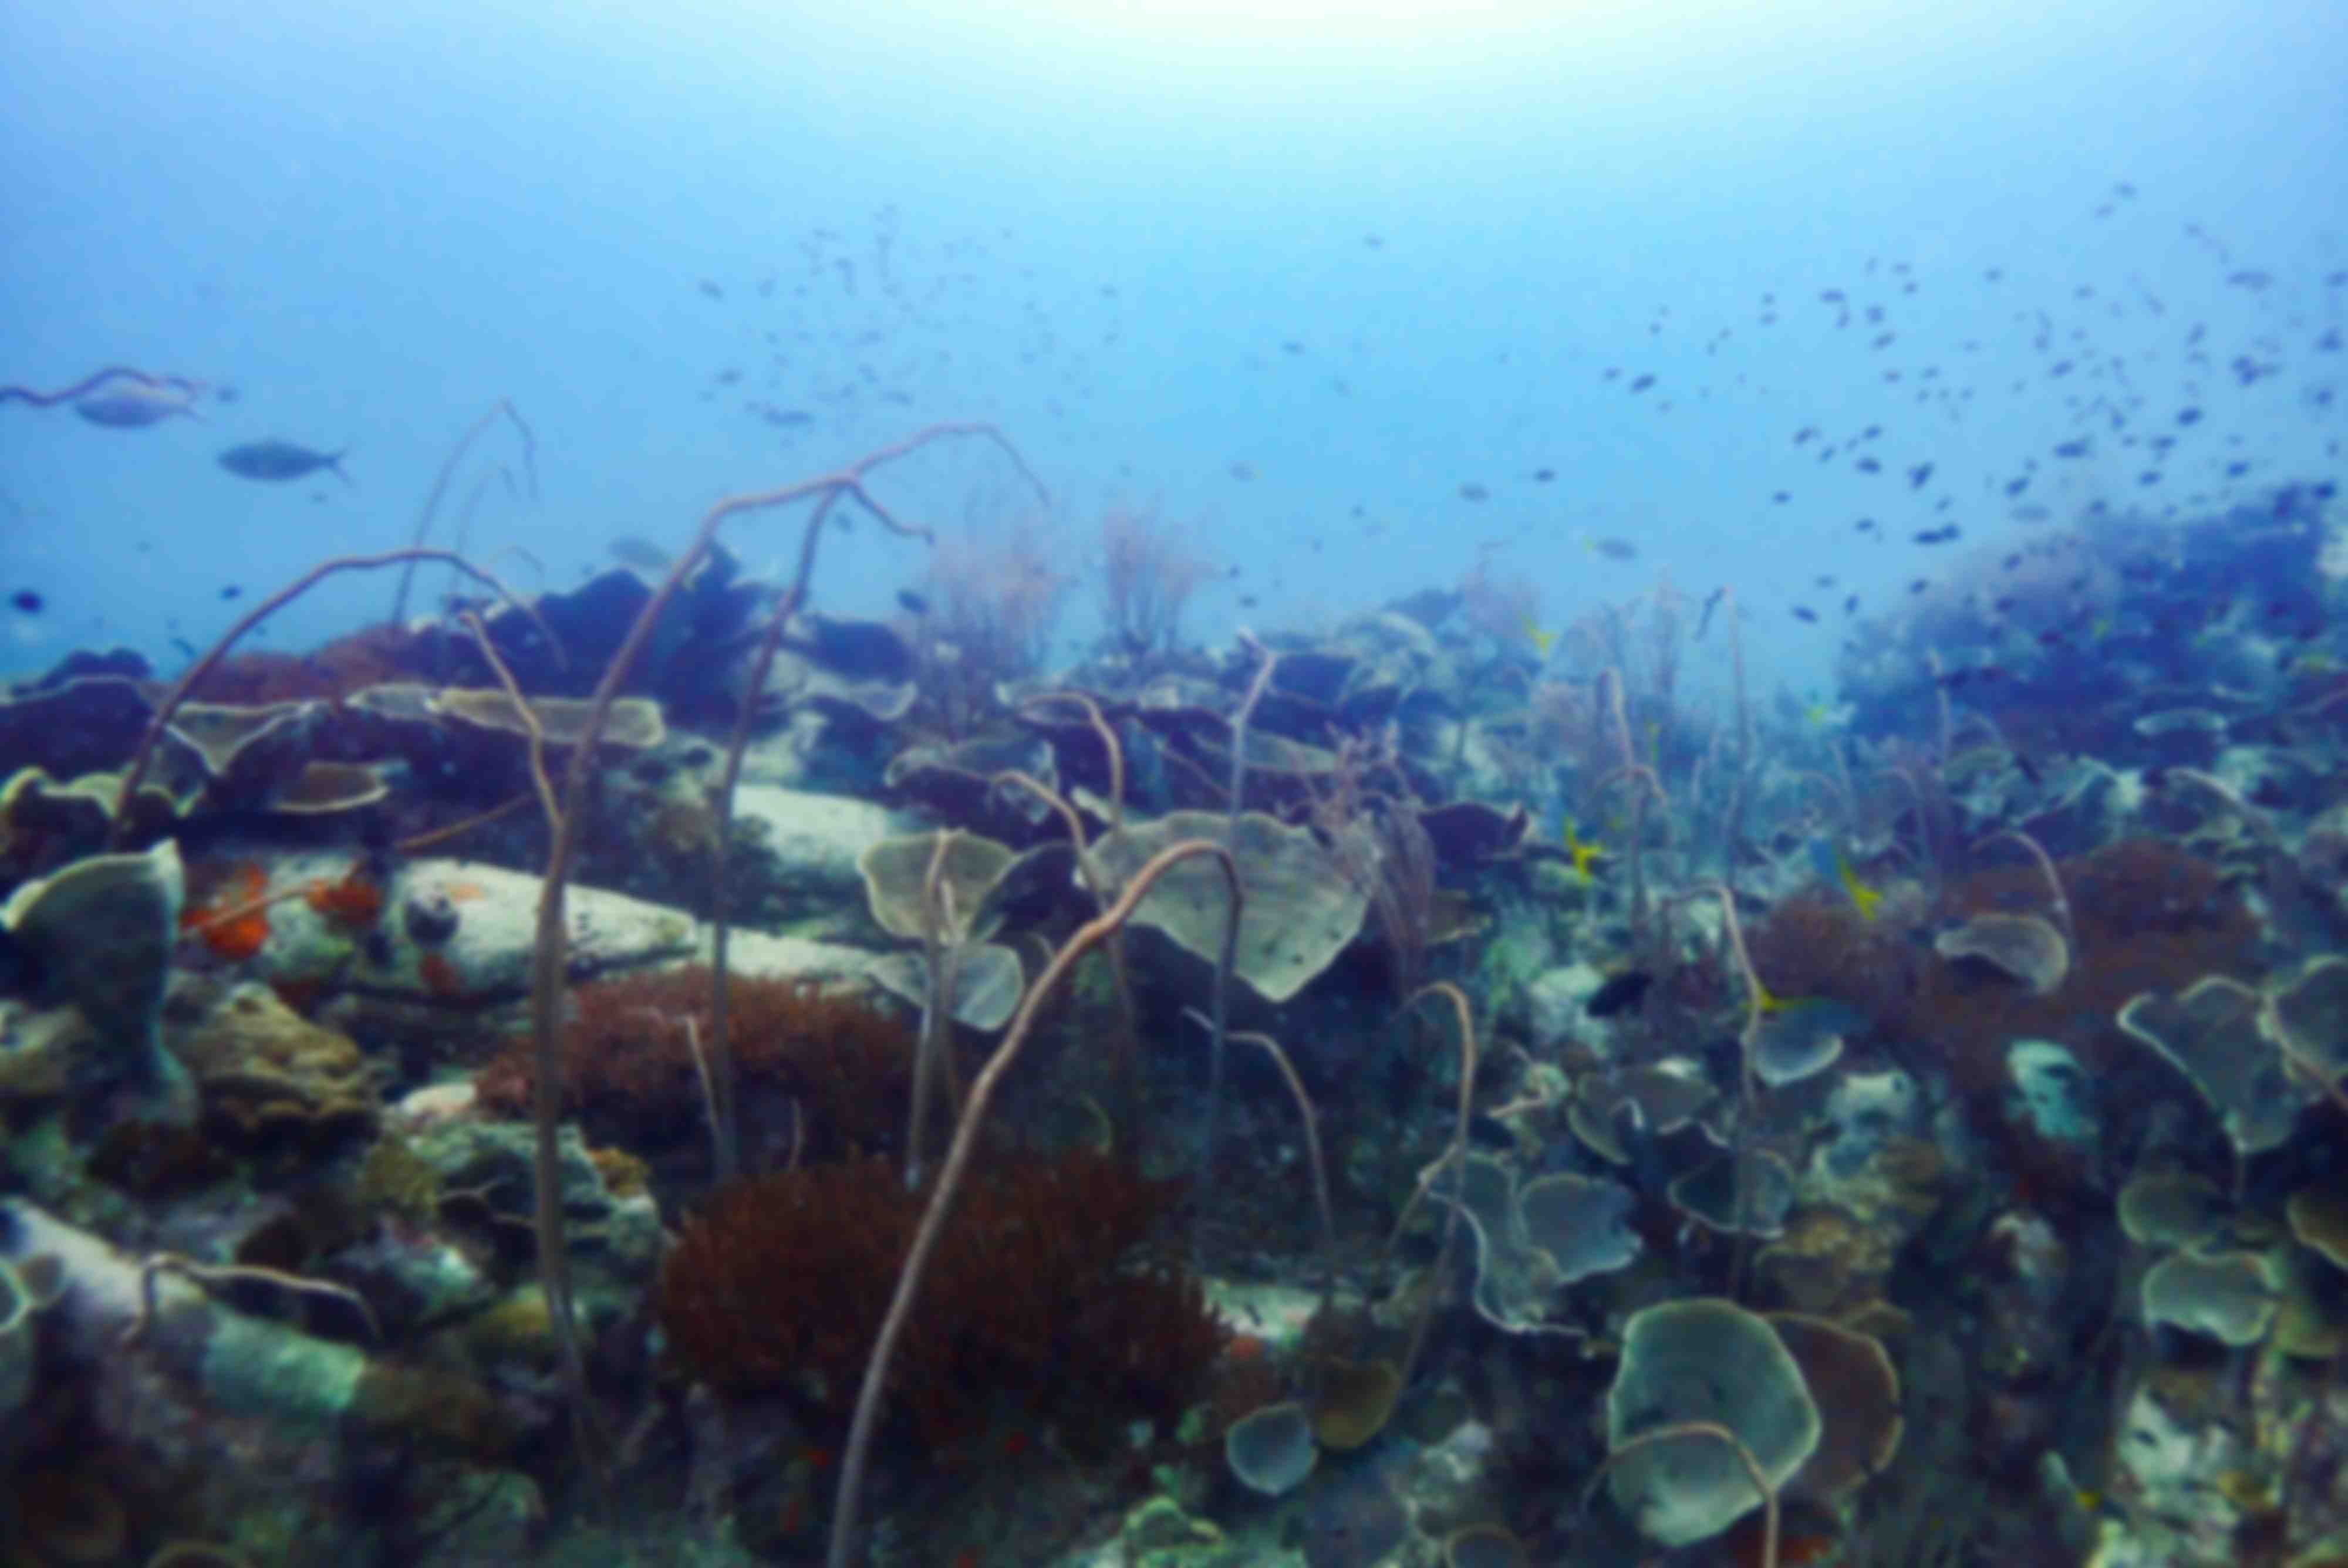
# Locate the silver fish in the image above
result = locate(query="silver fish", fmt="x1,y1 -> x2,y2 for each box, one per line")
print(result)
217,440 -> 350,485
75,384 -> 199,428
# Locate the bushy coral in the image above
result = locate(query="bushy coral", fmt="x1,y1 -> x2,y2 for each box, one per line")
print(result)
473,967 -> 912,1166
655,1150 -> 1222,1448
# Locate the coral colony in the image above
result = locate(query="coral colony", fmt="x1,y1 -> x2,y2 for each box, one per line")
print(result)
1,384 -> 2346,1568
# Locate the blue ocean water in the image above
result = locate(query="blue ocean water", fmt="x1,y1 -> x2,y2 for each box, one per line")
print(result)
4,5 -> 2345,1567
4,1 -> 2338,690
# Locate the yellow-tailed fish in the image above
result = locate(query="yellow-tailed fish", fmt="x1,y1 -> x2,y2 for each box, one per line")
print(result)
1806,836 -> 1883,921
1522,614 -> 1557,657
1558,815 -> 1606,880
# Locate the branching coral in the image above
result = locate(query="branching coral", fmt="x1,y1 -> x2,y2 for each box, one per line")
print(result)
655,1150 -> 1218,1448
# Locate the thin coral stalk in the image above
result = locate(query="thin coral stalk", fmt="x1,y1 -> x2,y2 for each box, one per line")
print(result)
0,365 -> 206,407
706,454 -> 1052,1185
387,398 -> 538,626
905,832 -> 966,1187
1599,761 -> 1673,943
672,1015 -> 723,1177
827,839 -> 1240,1568
994,751 -> 1143,1136
109,548 -> 555,840
1724,586 -> 1752,874
461,612 -> 561,831
1876,758 -> 1950,898
178,880 -> 314,941
1196,637 -> 1279,1248
1924,649 -> 1955,760
1392,981 -> 1480,1393
707,486 -> 848,1182
124,1253 -> 382,1346
1973,827 -> 2076,947
394,791 -> 534,854
2162,765 -> 2282,847
1184,1009 -> 1338,1317
529,425 -> 1041,1457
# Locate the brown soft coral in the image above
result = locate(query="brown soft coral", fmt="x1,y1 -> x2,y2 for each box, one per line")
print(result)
181,623 -> 433,705
655,1150 -> 1220,1448
1743,837 -> 2261,1194
1917,837 -> 2259,1092
473,966 -> 913,1165
1745,888 -> 1919,1021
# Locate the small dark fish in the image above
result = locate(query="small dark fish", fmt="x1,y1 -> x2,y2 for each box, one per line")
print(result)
608,536 -> 670,572
1590,536 -> 1638,562
697,278 -> 725,299
896,589 -> 929,615
1854,456 -> 1881,474
217,440 -> 350,485
1842,594 -> 1858,613
9,590 -> 41,614
1792,606 -> 1818,623
1585,969 -> 1654,1018
2054,439 -> 2090,459
1907,462 -> 1935,489
1459,482 -> 1489,502
2005,477 -> 2030,496
1628,374 -> 1655,393
2177,407 -> 2202,425
1531,467 -> 1556,482
1772,490 -> 1791,504
761,406 -> 814,429
1238,594 -> 1259,609
219,584 -> 242,600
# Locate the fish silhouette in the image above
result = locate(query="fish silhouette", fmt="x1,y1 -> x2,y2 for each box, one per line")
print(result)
75,383 -> 200,428
217,440 -> 350,485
